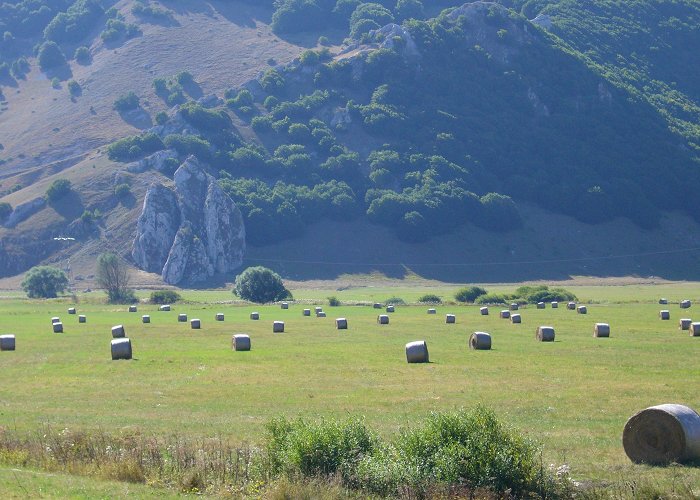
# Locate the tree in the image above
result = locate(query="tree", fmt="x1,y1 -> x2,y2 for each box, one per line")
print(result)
21,266 -> 69,298
96,253 -> 135,303
455,286 -> 488,303
45,179 -> 72,203
0,201 -> 11,222
234,266 -> 291,303
37,41 -> 67,71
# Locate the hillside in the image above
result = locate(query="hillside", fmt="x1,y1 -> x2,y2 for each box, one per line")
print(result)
1,0 -> 700,285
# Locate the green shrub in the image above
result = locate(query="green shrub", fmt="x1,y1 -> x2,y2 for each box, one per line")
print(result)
113,92 -> 139,112
476,293 -> 515,305
417,294 -> 441,304
114,183 -> 131,198
45,179 -> 72,203
384,296 -> 406,305
515,285 -> 577,303
233,266 -> 291,303
454,286 -> 487,303
107,133 -> 164,162
155,111 -> 168,125
0,201 -> 11,221
327,296 -> 341,307
37,41 -> 66,71
67,80 -> 81,97
21,266 -> 69,298
150,290 -> 182,304
74,46 -> 91,64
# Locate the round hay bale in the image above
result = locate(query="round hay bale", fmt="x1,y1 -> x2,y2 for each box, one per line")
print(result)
537,302 -> 545,309
373,303 -> 383,309
480,307 -> 489,316
317,311 -> 327,318
178,313 -> 188,322
469,332 -> 491,350
53,322 -> 63,333
567,302 -> 576,310
273,321 -> 285,333
232,334 -> 251,351
111,338 -> 132,360
536,326 -> 555,342
377,315 -> 389,325
68,307 -> 76,315
336,318 -> 348,330
386,305 -> 395,313
78,315 -> 86,323
159,305 -> 171,311
406,341 -> 429,363
216,313 -> 225,321
659,298 -> 668,305
660,310 -> 670,320
315,307 -> 323,313
250,312 -> 260,320
0,335 -> 16,351
551,301 -> 559,309
680,300 -> 691,309
128,306 -> 137,313
51,317 -> 60,324
142,315 -> 151,324
111,325 -> 125,338
577,305 -> 588,314
303,309 -> 311,317
445,314 -> 456,324
510,314 -> 521,324
622,404 -> 700,464
679,318 -> 692,331
500,310 -> 510,319
690,322 -> 700,337
594,323 -> 610,338
510,303 -> 519,311
281,302 -> 289,310
191,319 -> 201,329
427,308 -> 437,315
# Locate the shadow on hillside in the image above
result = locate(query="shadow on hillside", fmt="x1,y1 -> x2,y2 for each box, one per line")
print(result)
49,191 -> 85,222
0,73 -> 17,88
118,106 -> 153,129
182,80 -> 203,100
160,0 -> 214,16
210,1 -> 272,27
133,12 -> 180,28
44,64 -> 72,82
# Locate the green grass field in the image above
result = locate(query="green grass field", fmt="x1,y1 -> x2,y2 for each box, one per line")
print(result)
0,282 -> 699,496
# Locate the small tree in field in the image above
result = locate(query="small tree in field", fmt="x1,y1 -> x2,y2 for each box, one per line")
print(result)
96,253 -> 135,303
21,266 -> 68,298
234,266 -> 290,303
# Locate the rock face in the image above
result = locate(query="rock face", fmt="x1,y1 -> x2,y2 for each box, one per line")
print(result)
132,156 -> 245,284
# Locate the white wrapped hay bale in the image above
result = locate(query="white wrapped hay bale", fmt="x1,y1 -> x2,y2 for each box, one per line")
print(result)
445,314 -> 456,324
480,307 -> 489,316
232,334 -> 251,351
281,302 -> 289,310
53,322 -> 63,333
623,404 -> 700,464
537,302 -> 545,309
317,311 -> 327,318
315,307 -> 323,314
386,305 -> 395,313
216,313 -> 225,321
660,310 -> 670,320
509,303 -> 519,311
111,338 -> 132,360
594,323 -> 610,337
500,310 -> 510,319
111,325 -> 125,338
336,318 -> 348,330
680,300 -> 691,309
191,319 -> 201,329
0,335 -> 15,351
373,303 -> 382,309
406,341 -> 429,363
567,302 -> 576,310
303,309 -> 311,317
78,315 -> 86,323
577,305 -> 588,314
178,313 -> 187,322
159,305 -> 171,311
68,307 -> 76,315
51,317 -> 60,324
679,318 -> 692,330
129,305 -> 137,313
510,314 -> 521,324
536,326 -> 555,342
377,315 -> 389,325
551,301 -> 558,308
427,308 -> 436,315
273,321 -> 285,333
690,323 -> 700,337
659,298 -> 668,305
469,332 -> 491,350
142,315 -> 150,324
250,312 -> 260,320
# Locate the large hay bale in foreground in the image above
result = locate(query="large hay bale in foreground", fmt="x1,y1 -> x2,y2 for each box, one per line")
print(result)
68,307 -> 76,315
386,305 -> 395,313
445,314 -> 456,324
111,338 -> 132,360
178,313 -> 187,322
679,318 -> 691,331
53,322 -> 63,333
510,314 -> 521,324
377,315 -> 389,325
660,310 -> 670,320
536,326 -> 555,342
469,332 -> 491,350
537,302 -> 545,309
216,313 -> 225,321
303,309 -> 311,317
232,334 -> 251,351
480,307 -> 489,316
567,302 -> 576,310
594,323 -> 610,338
142,315 -> 150,324
159,305 -> 171,311
623,404 -> 700,464
659,298 -> 668,305
551,301 -> 559,309
273,321 -> 285,333
129,306 -> 137,313
111,325 -> 125,338
336,318 -> 348,330
0,335 -> 15,351
250,312 -> 259,320
577,305 -> 588,314
427,308 -> 436,315
680,300 -> 691,309
78,315 -> 86,323
509,303 -> 519,311
51,317 -> 60,324
500,310 -> 510,319
690,323 -> 700,337
191,319 -> 201,329
406,341 -> 429,363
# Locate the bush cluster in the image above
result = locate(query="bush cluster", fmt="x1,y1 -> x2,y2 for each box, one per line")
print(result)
150,290 -> 182,304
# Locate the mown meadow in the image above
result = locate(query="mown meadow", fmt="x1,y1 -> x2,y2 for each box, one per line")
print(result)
0,282 -> 698,497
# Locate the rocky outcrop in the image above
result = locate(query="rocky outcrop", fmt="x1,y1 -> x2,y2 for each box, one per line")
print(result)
126,149 -> 179,174
371,23 -> 421,60
131,156 -> 245,284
